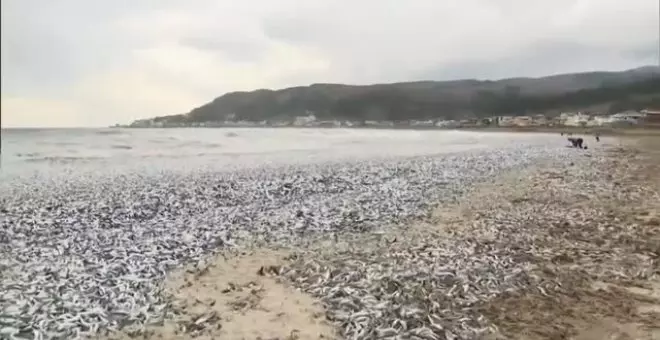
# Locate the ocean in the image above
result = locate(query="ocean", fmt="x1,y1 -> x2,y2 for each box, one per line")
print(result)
0,127 -> 557,179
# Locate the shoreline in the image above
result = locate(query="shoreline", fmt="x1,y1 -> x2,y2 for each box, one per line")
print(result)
112,125 -> 660,140
6,125 -> 660,139
107,137 -> 660,339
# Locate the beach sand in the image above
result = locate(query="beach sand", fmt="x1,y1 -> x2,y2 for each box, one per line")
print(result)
459,136 -> 660,340
103,249 -> 337,340
105,136 -> 660,340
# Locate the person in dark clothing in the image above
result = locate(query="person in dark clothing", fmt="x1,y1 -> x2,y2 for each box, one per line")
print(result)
568,137 -> 584,149
595,134 -> 600,142
568,137 -> 576,147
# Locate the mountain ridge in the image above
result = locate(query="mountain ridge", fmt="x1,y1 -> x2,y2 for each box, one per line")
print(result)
135,66 -> 660,125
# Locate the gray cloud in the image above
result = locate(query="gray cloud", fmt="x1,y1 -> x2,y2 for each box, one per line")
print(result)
1,0 -> 658,127
0,0 -> 158,95
627,44 -> 660,62
179,36 -> 267,63
422,39 -> 660,81
260,0 -> 660,84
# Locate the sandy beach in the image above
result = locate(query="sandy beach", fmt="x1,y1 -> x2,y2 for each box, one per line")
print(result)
2,129 -> 659,340
96,136 -> 660,340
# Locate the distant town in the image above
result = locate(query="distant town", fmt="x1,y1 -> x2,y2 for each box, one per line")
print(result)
120,109 -> 660,130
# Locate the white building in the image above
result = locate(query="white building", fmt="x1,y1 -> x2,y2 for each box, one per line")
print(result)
610,111 -> 645,124
364,120 -> 393,127
411,120 -> 435,127
435,120 -> 460,128
293,114 -> 317,126
497,116 -> 515,127
563,112 -> 590,126
590,116 -> 616,126
512,116 -> 533,126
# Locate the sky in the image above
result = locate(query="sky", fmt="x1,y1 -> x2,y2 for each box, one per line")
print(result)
1,0 -> 659,127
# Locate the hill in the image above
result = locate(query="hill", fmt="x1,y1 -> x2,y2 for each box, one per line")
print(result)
135,66 -> 660,126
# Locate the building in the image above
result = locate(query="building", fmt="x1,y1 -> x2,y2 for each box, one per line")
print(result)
563,112 -> 590,127
293,114 -> 317,126
549,117 -> 563,126
512,116 -> 533,126
496,116 -> 515,127
610,111 -> 645,125
364,120 -> 394,128
591,115 -> 616,126
435,120 -> 460,128
459,118 -> 478,126
410,120 -> 435,127
531,114 -> 548,126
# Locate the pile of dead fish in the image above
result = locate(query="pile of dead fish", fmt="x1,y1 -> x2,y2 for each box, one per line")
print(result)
272,146 -> 658,340
279,230 -> 539,339
1,145 -> 583,339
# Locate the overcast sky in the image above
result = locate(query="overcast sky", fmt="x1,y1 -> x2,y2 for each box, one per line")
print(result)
1,0 -> 658,127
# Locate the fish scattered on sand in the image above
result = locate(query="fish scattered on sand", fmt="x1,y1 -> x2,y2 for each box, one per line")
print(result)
2,141 -> 641,339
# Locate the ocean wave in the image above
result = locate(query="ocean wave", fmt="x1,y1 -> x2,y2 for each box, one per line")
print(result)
15,152 -> 41,158
95,129 -> 125,135
24,156 -> 104,163
343,140 -> 366,145
111,145 -> 132,150
44,141 -> 80,146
